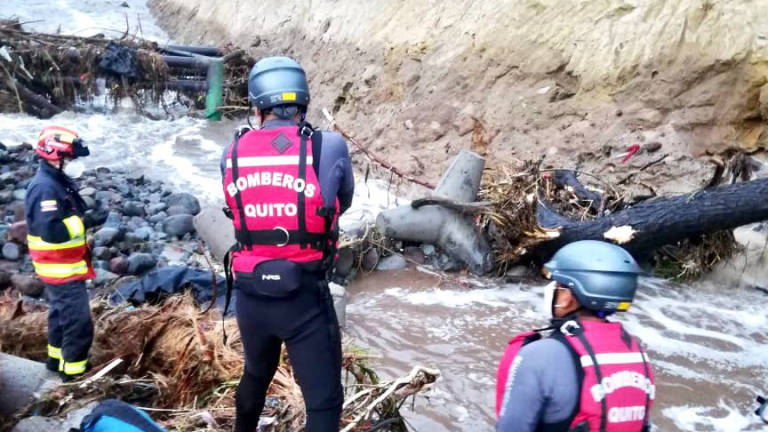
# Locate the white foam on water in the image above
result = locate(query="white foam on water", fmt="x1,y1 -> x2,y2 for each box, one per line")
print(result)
381,284 -> 539,309
663,401 -> 761,431
3,0 -> 169,41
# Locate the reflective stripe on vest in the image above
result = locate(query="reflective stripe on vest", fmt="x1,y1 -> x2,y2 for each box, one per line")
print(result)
225,155 -> 314,168
28,214 -> 94,284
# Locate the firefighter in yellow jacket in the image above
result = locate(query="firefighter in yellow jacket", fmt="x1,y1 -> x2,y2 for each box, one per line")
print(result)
24,126 -> 94,380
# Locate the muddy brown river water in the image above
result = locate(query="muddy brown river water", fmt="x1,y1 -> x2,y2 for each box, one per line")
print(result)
347,269 -> 768,431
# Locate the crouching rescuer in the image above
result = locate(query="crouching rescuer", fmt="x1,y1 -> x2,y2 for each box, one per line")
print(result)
25,126 -> 95,380
496,240 -> 655,432
221,56 -> 354,432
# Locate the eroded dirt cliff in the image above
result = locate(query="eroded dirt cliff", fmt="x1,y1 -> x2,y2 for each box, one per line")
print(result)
149,0 -> 768,193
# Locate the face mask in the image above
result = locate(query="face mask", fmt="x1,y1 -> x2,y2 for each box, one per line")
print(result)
543,281 -> 558,317
62,160 -> 85,179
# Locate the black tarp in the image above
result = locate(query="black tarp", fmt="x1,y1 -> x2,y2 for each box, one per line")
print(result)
98,41 -> 139,78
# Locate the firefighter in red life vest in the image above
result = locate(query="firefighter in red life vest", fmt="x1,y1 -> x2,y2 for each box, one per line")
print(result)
25,126 -> 95,381
496,240 -> 655,432
220,57 -> 354,432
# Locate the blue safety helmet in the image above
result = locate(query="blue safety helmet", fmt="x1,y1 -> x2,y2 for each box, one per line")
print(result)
247,56 -> 310,110
544,240 -> 642,313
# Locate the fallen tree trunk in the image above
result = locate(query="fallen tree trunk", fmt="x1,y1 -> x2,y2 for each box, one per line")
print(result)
534,176 -> 768,260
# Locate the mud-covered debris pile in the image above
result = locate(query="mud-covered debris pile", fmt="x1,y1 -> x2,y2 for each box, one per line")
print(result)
0,293 -> 438,431
0,19 -> 252,118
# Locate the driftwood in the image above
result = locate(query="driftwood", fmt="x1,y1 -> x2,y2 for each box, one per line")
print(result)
534,176 -> 768,260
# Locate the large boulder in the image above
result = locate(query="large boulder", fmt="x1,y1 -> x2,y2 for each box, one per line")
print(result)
163,214 -> 195,238
165,193 -> 200,216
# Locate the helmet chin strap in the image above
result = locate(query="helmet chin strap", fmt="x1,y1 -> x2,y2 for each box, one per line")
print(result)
247,102 -> 257,129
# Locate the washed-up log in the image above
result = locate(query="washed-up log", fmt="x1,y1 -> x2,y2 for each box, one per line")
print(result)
14,81 -> 63,118
533,177 -> 768,260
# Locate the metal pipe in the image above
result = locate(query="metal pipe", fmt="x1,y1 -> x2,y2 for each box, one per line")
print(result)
162,55 -> 210,70
163,44 -> 222,57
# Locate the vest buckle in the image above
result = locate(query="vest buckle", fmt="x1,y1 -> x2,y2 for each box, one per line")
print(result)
559,320 -> 581,336
274,227 -> 290,247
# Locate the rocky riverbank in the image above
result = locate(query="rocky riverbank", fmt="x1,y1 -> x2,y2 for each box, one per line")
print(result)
0,142 -> 204,298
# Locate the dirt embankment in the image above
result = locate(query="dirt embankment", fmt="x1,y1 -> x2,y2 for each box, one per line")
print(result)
149,0 -> 768,194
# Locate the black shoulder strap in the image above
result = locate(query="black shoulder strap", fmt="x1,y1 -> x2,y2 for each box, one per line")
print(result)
312,129 -> 322,179
549,330 -> 586,431
296,125 -> 310,249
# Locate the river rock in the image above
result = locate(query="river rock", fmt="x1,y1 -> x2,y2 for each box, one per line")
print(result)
127,172 -> 145,185
148,211 -> 167,224
361,248 -> 380,271
166,193 -> 200,216
127,253 -> 157,275
79,187 -> 97,197
147,202 -> 167,215
0,172 -> 15,184
103,211 -> 121,228
2,243 -> 20,261
93,260 -> 109,270
92,246 -> 112,261
82,196 -> 96,209
93,227 -> 122,247
163,214 -> 195,238
166,205 -> 196,216
436,253 -> 463,272
0,270 -> 10,290
9,222 -> 27,244
420,243 -> 436,257
376,254 -> 408,271
403,246 -> 426,264
95,191 -> 118,205
94,268 -> 118,286
133,226 -> 154,241
124,201 -> 145,217
85,209 -> 109,228
10,274 -> 44,297
0,191 -> 12,204
109,256 -> 129,275
12,189 -> 25,201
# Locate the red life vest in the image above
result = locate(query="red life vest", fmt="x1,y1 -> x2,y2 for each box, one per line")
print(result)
496,320 -> 655,432
28,215 -> 95,285
222,125 -> 337,274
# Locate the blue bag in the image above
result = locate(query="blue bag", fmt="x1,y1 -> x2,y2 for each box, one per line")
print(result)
76,399 -> 167,432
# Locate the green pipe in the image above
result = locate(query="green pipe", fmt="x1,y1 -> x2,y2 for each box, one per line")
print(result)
205,58 -> 224,121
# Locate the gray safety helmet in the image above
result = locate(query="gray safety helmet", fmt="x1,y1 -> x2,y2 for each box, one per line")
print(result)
247,56 -> 310,110
544,240 -> 642,313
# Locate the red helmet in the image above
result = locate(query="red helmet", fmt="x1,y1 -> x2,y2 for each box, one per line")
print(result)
35,126 -> 90,161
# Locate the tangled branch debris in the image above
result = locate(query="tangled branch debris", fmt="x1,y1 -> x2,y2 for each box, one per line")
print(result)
0,19 -> 252,118
0,292 -> 438,431
479,157 -> 742,278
